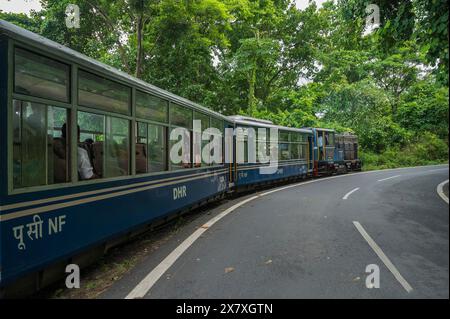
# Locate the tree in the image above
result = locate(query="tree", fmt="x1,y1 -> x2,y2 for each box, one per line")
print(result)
0,11 -> 41,33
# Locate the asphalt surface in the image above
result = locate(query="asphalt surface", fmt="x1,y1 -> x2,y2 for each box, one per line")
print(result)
101,165 -> 449,299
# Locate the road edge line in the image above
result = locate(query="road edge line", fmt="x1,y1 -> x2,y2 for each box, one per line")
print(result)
124,165 -> 448,298
125,195 -> 259,299
436,180 -> 449,204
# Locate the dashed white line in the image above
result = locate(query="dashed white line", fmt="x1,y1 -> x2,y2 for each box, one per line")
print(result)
377,175 -> 401,182
436,180 -> 449,204
353,221 -> 413,293
342,187 -> 360,200
124,165 -> 448,298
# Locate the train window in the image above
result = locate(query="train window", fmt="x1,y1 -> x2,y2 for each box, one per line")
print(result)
77,111 -> 105,179
279,142 -> 290,160
48,106 -> 71,184
135,122 -> 148,174
279,131 -> 289,142
170,127 -> 192,170
194,111 -> 210,166
136,91 -> 168,123
291,132 -> 301,142
278,130 -> 290,160
300,144 -> 307,159
78,70 -> 131,115
291,143 -> 299,159
14,48 -> 70,103
256,128 -> 269,163
13,100 -> 70,189
148,124 -> 167,172
170,103 -> 192,129
236,126 -> 248,163
105,117 -> 130,178
136,122 -> 168,173
210,118 -> 223,165
328,133 -> 335,146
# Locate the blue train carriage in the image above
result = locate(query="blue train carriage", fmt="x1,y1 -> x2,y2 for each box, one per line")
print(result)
229,116 -> 313,189
335,133 -> 362,172
0,20 -> 232,293
310,128 -> 337,176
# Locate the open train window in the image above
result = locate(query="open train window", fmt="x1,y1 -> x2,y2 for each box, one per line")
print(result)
12,100 -> 70,189
77,111 -> 130,180
14,48 -> 70,103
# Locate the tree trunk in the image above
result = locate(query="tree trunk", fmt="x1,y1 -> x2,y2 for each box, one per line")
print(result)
248,65 -> 256,116
247,30 -> 259,116
135,15 -> 144,79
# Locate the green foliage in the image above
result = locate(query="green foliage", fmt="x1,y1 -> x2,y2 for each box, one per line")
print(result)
1,0 -> 448,168
413,0 -> 449,85
361,132 -> 449,170
0,11 -> 41,32
396,79 -> 449,140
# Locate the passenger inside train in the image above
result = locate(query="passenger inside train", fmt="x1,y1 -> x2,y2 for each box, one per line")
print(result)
60,123 -> 99,180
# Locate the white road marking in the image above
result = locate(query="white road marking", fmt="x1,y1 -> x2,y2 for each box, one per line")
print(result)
342,187 -> 360,200
124,165 -> 449,298
353,221 -> 413,293
437,180 -> 449,204
377,175 -> 401,182
125,195 -> 259,299
423,168 -> 449,173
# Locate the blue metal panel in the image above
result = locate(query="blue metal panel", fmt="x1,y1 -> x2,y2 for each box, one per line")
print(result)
0,168 -> 228,286
0,34 -> 9,285
235,162 -> 308,187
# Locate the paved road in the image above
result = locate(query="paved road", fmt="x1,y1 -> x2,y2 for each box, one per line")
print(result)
102,165 -> 449,299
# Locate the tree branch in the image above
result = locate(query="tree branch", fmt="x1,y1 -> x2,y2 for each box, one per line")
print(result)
85,0 -> 132,74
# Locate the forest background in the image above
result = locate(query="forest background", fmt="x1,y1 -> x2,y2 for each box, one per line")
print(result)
1,0 -> 448,170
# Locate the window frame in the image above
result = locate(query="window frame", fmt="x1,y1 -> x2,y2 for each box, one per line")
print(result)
135,121 -> 169,174
7,41 -> 227,195
135,89 -> 169,124
77,69 -> 132,116
13,47 -> 71,104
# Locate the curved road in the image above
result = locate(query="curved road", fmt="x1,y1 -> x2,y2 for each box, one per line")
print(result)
102,165 -> 449,299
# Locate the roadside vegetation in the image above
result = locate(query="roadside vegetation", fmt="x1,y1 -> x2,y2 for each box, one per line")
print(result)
1,0 -> 448,169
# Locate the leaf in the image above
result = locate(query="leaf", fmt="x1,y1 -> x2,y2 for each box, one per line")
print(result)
224,267 -> 235,273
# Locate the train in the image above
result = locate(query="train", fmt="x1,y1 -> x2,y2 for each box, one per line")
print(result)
0,20 -> 361,296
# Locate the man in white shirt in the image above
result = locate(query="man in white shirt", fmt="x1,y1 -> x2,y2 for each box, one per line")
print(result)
318,135 -> 323,147
61,124 -> 97,180
78,145 -> 95,180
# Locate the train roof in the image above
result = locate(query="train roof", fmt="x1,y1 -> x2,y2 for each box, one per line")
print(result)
335,132 -> 357,136
0,19 -> 232,122
231,116 -> 312,134
305,127 -> 336,133
228,115 -> 274,125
